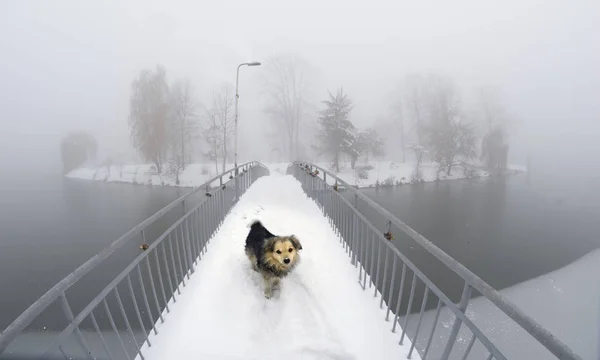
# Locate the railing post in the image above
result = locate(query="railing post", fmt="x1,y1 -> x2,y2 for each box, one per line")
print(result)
440,282 -> 472,360
351,212 -> 357,266
59,292 -> 93,360
235,167 -> 240,202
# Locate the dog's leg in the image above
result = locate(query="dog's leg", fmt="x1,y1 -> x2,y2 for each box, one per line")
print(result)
263,274 -> 276,299
272,277 -> 280,290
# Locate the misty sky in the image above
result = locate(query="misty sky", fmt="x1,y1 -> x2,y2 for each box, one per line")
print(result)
1,0 -> 598,170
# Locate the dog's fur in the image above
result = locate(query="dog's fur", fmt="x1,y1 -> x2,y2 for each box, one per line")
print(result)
244,220 -> 302,299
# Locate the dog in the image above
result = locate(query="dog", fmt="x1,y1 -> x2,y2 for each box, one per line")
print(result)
244,220 -> 302,299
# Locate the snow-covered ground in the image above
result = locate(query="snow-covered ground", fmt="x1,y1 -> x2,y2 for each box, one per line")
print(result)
67,161 -> 526,189
136,174 -> 418,360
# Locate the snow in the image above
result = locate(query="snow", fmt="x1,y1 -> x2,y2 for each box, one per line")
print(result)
66,161 -> 526,189
136,174 -> 418,360
67,164 -> 234,187
295,161 -> 525,189
402,249 -> 599,359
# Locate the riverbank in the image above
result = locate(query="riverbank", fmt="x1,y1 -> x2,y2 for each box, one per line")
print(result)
66,161 -> 526,189
67,163 -> 220,187
307,161 -> 525,188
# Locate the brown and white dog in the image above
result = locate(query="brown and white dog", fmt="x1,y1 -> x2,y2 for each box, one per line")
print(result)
244,220 -> 302,299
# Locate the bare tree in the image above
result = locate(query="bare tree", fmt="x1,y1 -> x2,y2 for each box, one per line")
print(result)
390,90 -> 406,162
479,86 -> 507,131
202,107 -> 222,175
424,76 -> 477,175
102,157 -> 113,178
60,131 -> 97,173
404,73 -> 429,146
169,78 -> 199,170
129,65 -> 170,173
478,86 -> 511,172
262,53 -> 312,161
211,84 -> 235,172
115,158 -> 124,178
164,157 -> 185,185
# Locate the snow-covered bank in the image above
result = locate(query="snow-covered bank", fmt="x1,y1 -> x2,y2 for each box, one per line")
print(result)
67,163 -> 233,187
270,161 -> 525,188
66,161 -> 526,189
137,174 -> 417,359
402,249 -> 599,359
320,161 -> 525,188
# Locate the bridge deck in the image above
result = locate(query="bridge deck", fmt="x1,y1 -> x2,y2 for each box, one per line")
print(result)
137,174 -> 416,360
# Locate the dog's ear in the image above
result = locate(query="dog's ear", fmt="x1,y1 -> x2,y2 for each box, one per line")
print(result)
265,237 -> 278,252
290,235 -> 303,250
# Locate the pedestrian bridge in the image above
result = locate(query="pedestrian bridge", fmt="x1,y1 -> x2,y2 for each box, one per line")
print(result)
0,162 -> 582,360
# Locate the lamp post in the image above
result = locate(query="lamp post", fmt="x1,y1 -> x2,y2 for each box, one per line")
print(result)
234,61 -> 261,199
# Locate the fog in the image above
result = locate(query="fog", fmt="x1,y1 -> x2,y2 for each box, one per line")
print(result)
1,2 -> 600,358
1,0 -> 598,173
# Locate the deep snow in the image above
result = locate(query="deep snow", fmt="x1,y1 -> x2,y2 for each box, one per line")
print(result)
136,174 -> 418,360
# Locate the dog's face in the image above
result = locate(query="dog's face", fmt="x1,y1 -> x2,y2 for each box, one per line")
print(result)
265,235 -> 302,269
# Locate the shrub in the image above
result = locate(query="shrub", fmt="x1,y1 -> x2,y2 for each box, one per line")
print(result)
411,167 -> 424,184
461,163 -> 480,179
382,176 -> 396,187
356,168 -> 369,180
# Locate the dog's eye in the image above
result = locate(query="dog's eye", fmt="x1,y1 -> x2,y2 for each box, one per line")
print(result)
288,248 -> 293,253
276,250 -> 281,254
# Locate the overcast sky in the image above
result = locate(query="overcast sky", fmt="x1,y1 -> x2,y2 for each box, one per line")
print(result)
1,0 -> 598,169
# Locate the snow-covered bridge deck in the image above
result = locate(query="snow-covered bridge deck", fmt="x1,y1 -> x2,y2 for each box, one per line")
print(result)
137,174 -> 416,360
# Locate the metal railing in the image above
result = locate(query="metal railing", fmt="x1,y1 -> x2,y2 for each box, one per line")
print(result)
289,162 -> 582,360
0,162 -> 269,359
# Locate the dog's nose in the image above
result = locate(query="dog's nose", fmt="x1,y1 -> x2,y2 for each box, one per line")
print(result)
283,258 -> 290,264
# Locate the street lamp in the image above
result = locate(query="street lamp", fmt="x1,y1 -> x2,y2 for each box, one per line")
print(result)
234,61 -> 261,199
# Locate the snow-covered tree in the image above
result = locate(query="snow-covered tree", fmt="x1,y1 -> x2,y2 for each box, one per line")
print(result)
407,144 -> 427,183
316,88 -> 357,172
356,129 -> 385,163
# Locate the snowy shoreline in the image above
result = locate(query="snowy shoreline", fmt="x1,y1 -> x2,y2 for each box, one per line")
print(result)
66,161 -> 526,189
297,161 -> 526,189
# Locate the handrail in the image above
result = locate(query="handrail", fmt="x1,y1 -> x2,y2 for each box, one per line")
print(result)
292,161 -> 581,360
0,161 -> 264,355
